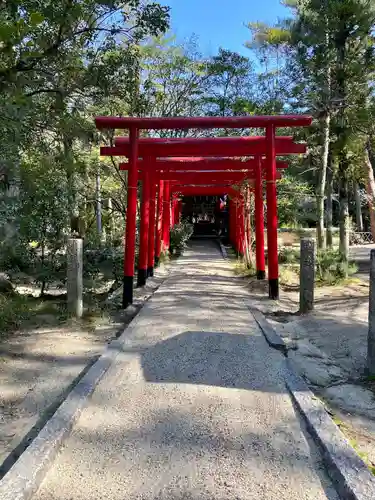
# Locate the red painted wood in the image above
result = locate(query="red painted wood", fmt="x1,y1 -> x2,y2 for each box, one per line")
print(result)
115,136 -> 292,146
141,171 -> 283,183
155,181 -> 164,262
173,186 -> 239,197
124,129 -> 138,276
266,125 -> 279,298
95,115 -> 312,130
100,139 -> 306,158
170,171 -> 281,189
148,172 -> 157,272
255,156 -> 266,277
119,159 -> 288,171
162,181 -> 171,250
148,171 -> 253,182
138,174 -> 150,276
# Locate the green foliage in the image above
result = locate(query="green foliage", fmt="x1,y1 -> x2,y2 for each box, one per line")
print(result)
316,248 -> 358,284
278,247 -> 300,264
82,242 -> 124,290
169,221 -> 194,255
0,294 -> 34,335
276,174 -> 314,227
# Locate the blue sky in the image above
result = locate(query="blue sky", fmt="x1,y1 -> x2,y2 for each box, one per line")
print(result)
160,0 -> 291,56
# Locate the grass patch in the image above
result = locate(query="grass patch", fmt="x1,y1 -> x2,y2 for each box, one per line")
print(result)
331,413 -> 375,476
279,265 -> 299,286
0,293 -> 68,338
316,249 -> 358,285
233,258 -> 257,277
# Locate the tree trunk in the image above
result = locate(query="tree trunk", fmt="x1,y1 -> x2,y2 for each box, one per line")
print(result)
316,112 -> 330,249
96,169 -> 102,235
107,197 -> 114,239
64,137 -> 83,236
365,147 -> 375,242
339,178 -> 350,265
354,183 -> 364,232
326,162 -> 333,248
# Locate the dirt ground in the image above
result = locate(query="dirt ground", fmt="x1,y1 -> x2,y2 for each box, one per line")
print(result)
0,264 -> 170,477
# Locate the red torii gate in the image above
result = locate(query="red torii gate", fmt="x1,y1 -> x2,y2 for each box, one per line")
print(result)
120,158 -> 284,283
96,115 -> 311,307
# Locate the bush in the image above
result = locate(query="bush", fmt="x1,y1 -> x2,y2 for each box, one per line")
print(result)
170,221 -> 194,255
82,241 -> 124,290
316,249 -> 358,284
0,237 -> 67,294
0,294 -> 33,335
278,247 -> 300,264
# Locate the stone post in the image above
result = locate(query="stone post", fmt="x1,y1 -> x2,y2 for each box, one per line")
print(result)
67,238 -> 83,318
368,249 -> 375,375
299,238 -> 315,313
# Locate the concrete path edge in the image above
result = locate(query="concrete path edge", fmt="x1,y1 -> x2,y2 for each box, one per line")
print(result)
0,266 -> 172,500
249,307 -> 287,353
285,358 -> 375,500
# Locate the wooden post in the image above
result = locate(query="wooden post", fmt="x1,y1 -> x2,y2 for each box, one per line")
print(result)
162,181 -> 171,251
147,171 -> 157,277
137,173 -> 150,287
255,156 -> 266,279
123,127 -> 139,307
266,124 -> 279,299
155,180 -> 164,266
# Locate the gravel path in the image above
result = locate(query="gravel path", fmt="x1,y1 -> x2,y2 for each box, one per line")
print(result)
33,241 -> 337,500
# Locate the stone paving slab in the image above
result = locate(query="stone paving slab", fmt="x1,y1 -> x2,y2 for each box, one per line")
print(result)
32,242 -> 337,500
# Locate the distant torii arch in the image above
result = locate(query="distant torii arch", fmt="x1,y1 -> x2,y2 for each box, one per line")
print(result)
96,115 -> 311,307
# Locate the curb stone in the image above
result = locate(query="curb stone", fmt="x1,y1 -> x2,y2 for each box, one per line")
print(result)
285,358 -> 375,500
249,307 -> 287,353
0,263 -> 173,500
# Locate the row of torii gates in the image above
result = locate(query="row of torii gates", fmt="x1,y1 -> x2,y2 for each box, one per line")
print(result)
95,116 -> 312,308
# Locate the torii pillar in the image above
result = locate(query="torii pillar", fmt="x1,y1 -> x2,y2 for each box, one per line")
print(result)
255,156 -> 266,280
123,127 -> 139,307
162,181 -> 171,251
148,171 -> 157,277
266,125 -> 279,299
137,172 -> 150,287
155,180 -> 164,266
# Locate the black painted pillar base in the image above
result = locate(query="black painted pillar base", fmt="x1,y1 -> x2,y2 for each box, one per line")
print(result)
257,270 -> 266,280
155,256 -> 160,267
269,278 -> 279,300
137,268 -> 147,288
122,276 -> 134,308
147,266 -> 154,278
